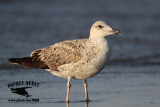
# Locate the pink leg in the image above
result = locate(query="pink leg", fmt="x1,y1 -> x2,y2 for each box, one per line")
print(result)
66,77 -> 71,102
84,79 -> 90,101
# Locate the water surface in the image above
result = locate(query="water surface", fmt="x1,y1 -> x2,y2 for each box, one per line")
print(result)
0,0 -> 160,107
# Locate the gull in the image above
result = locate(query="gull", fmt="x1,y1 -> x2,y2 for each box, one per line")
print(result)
8,21 -> 120,102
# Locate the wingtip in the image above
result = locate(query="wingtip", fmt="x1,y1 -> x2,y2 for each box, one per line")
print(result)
8,58 -> 19,64
8,58 -> 13,62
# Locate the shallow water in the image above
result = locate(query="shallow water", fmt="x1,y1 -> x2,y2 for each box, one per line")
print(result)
0,0 -> 160,107
1,65 -> 160,107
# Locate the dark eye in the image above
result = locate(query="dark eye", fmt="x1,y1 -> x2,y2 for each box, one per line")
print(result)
98,25 -> 103,28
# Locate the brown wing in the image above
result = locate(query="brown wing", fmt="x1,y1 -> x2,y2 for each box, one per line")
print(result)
30,47 -> 48,58
9,40 -> 86,70
34,40 -> 83,71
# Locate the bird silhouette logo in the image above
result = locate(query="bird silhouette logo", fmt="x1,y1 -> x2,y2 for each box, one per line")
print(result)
10,87 -> 32,98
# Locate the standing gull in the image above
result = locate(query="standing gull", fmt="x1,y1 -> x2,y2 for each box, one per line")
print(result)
8,21 -> 120,102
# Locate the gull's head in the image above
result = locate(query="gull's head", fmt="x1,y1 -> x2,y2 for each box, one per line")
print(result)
90,21 -> 120,38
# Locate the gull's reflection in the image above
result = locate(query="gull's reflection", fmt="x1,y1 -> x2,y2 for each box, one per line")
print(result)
66,101 -> 89,107
85,101 -> 89,107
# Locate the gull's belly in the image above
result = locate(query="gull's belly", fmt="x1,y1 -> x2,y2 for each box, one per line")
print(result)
51,54 -> 108,80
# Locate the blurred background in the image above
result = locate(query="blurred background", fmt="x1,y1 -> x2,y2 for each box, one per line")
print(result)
0,0 -> 160,107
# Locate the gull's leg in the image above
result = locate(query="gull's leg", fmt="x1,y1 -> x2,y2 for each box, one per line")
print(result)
85,101 -> 89,107
83,79 -> 90,101
66,77 -> 71,102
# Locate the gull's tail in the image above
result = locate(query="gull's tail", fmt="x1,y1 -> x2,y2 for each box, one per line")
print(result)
8,57 -> 49,69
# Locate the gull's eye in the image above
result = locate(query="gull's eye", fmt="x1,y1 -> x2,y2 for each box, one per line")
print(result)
98,25 -> 104,29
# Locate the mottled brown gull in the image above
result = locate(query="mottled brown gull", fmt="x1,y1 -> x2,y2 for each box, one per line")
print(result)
8,21 -> 120,102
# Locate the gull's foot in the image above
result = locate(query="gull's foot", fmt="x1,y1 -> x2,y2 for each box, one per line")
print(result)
66,100 -> 70,103
85,99 -> 90,102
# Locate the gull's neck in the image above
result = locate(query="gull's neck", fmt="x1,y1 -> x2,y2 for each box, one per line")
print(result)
89,34 -> 107,45
89,32 -> 110,68
89,35 -> 109,56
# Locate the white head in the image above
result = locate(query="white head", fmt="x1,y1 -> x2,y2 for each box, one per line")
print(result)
90,21 -> 120,39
